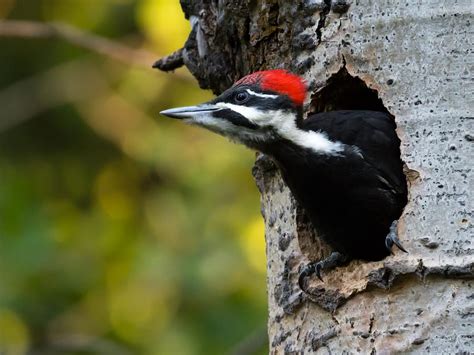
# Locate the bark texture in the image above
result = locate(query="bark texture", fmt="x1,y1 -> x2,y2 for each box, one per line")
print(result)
175,0 -> 473,352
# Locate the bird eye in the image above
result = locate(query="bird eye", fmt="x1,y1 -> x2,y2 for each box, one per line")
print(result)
235,91 -> 249,103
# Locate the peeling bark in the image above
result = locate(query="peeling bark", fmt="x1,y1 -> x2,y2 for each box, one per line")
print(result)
165,0 -> 473,352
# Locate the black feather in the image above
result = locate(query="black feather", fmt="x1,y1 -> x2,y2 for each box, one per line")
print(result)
259,110 -> 407,260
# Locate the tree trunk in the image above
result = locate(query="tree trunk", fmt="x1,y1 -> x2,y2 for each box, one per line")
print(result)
166,0 -> 473,352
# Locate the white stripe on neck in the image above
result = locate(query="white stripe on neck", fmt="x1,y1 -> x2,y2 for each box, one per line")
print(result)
271,111 -> 344,155
214,103 -> 344,155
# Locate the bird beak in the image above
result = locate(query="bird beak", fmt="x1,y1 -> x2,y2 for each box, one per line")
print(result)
160,104 -> 220,120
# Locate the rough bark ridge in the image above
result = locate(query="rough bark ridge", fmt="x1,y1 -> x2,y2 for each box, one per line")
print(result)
175,0 -> 473,352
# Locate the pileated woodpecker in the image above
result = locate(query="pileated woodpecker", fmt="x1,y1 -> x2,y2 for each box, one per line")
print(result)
160,70 -> 407,291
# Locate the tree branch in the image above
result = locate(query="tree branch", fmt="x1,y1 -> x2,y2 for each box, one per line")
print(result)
152,48 -> 184,71
0,20 -> 157,68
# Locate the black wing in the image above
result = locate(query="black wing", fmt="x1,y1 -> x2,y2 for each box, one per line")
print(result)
300,110 -> 407,196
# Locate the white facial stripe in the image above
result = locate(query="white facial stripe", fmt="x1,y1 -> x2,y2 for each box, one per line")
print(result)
215,102 -> 265,122
184,110 -> 268,143
212,103 -> 343,155
269,111 -> 344,155
245,89 -> 279,99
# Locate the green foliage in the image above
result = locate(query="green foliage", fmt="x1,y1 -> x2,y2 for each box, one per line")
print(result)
0,1 -> 267,354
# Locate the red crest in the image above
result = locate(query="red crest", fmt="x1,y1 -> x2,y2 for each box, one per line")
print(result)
234,69 -> 307,106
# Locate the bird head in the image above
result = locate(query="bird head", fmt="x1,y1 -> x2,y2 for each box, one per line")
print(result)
160,69 -> 307,146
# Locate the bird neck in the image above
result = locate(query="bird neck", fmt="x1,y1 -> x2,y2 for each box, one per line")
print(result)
260,111 -> 344,159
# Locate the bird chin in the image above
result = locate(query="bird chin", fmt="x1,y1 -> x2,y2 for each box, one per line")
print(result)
183,116 -> 272,149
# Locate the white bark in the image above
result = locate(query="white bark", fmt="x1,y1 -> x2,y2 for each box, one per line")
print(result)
252,1 -> 474,353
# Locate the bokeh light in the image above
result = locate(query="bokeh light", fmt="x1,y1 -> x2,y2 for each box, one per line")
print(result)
0,0 -> 267,354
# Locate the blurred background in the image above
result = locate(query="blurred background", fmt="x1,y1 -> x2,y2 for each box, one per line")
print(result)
0,1 -> 267,354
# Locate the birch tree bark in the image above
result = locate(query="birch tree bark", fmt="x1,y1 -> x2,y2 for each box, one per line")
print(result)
158,0 -> 474,352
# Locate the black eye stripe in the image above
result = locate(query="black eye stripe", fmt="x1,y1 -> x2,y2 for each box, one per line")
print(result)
209,85 -> 296,111
213,109 -> 258,129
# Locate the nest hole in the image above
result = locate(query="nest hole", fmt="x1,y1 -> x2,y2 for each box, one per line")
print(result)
299,67 -> 410,264
309,67 -> 390,115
